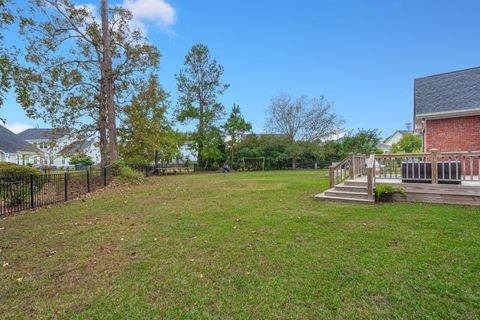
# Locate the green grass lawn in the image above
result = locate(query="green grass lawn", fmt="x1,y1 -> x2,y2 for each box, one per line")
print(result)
1,170 -> 480,319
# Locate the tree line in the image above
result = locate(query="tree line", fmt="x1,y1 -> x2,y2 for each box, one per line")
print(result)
0,1 -> 417,170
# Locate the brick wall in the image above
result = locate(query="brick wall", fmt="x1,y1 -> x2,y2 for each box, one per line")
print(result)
425,115 -> 480,152
425,115 -> 480,176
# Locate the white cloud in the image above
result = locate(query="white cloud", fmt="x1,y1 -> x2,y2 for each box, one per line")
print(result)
6,122 -> 32,134
123,0 -> 177,34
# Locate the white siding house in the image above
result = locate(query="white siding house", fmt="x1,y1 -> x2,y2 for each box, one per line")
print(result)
17,128 -> 101,167
383,130 -> 410,146
0,125 -> 42,164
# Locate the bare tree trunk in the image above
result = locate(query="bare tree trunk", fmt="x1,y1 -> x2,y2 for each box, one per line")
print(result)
292,158 -> 297,170
197,101 -> 205,170
98,105 -> 108,167
101,0 -> 117,164
96,89 -> 108,167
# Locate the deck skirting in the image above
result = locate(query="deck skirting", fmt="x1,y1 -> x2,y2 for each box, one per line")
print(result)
376,181 -> 480,205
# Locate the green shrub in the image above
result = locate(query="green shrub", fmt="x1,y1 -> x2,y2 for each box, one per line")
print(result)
110,160 -> 145,184
0,165 -> 43,177
124,159 -> 149,166
0,165 -> 44,206
70,155 -> 94,166
374,185 -> 406,201
116,165 -> 145,184
0,161 -> 15,168
110,160 -> 126,177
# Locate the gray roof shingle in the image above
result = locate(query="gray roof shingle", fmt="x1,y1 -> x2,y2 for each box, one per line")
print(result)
60,140 -> 94,155
17,128 -> 68,140
0,125 -> 41,153
414,67 -> 480,117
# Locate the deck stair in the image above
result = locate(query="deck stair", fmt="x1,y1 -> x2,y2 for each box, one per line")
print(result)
315,179 -> 374,203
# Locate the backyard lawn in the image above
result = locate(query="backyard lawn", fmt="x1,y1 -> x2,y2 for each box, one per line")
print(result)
1,170 -> 479,319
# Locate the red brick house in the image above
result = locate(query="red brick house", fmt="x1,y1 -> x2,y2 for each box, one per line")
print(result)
414,67 -> 480,153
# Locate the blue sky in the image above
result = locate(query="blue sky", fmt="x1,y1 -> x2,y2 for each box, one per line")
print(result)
2,0 -> 480,138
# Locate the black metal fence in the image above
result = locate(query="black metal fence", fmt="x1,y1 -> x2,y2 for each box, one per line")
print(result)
0,167 -> 113,216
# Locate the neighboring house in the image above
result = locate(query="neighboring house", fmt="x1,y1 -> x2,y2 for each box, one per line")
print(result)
179,141 -> 197,163
383,130 -> 410,146
376,142 -> 392,154
0,125 -> 42,165
414,67 -> 480,153
61,140 -> 101,165
17,128 -> 101,167
377,130 -> 411,154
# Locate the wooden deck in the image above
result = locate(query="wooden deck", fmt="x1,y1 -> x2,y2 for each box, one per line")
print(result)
319,152 -> 480,205
375,178 -> 480,205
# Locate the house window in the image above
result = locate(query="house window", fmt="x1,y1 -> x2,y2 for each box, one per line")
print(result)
62,157 -> 66,164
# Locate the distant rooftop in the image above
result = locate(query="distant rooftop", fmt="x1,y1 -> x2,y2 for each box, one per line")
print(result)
383,130 -> 410,143
0,125 -> 41,153
60,140 -> 94,155
414,67 -> 480,117
17,128 -> 68,140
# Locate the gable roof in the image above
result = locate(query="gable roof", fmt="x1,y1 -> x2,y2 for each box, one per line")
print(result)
383,130 -> 409,143
414,67 -> 480,117
17,128 -> 68,140
0,125 -> 41,153
60,140 -> 94,155
376,142 -> 391,150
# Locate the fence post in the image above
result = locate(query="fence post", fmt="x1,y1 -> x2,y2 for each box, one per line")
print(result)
154,150 -> 159,176
86,169 -> 90,193
64,172 -> 68,201
103,167 -> 107,187
431,148 -> 439,184
30,174 -> 35,209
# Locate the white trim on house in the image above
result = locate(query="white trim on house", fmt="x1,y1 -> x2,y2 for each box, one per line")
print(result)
415,107 -> 480,130
416,107 -> 480,119
415,107 -> 480,134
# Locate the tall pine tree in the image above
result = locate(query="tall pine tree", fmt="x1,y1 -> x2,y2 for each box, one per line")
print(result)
175,44 -> 229,169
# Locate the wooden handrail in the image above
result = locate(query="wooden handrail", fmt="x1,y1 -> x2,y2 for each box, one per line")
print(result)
373,149 -> 480,183
330,157 -> 350,171
439,151 -> 480,157
330,150 -> 480,195
375,153 -> 430,158
376,151 -> 480,158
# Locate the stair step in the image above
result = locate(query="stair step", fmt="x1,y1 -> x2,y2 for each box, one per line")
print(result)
343,180 -> 368,187
315,192 -> 374,203
335,184 -> 368,192
325,190 -> 369,200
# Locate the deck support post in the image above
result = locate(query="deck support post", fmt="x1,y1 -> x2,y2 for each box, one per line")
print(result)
367,167 -> 374,200
329,166 -> 335,189
349,153 -> 354,179
431,149 -> 439,184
